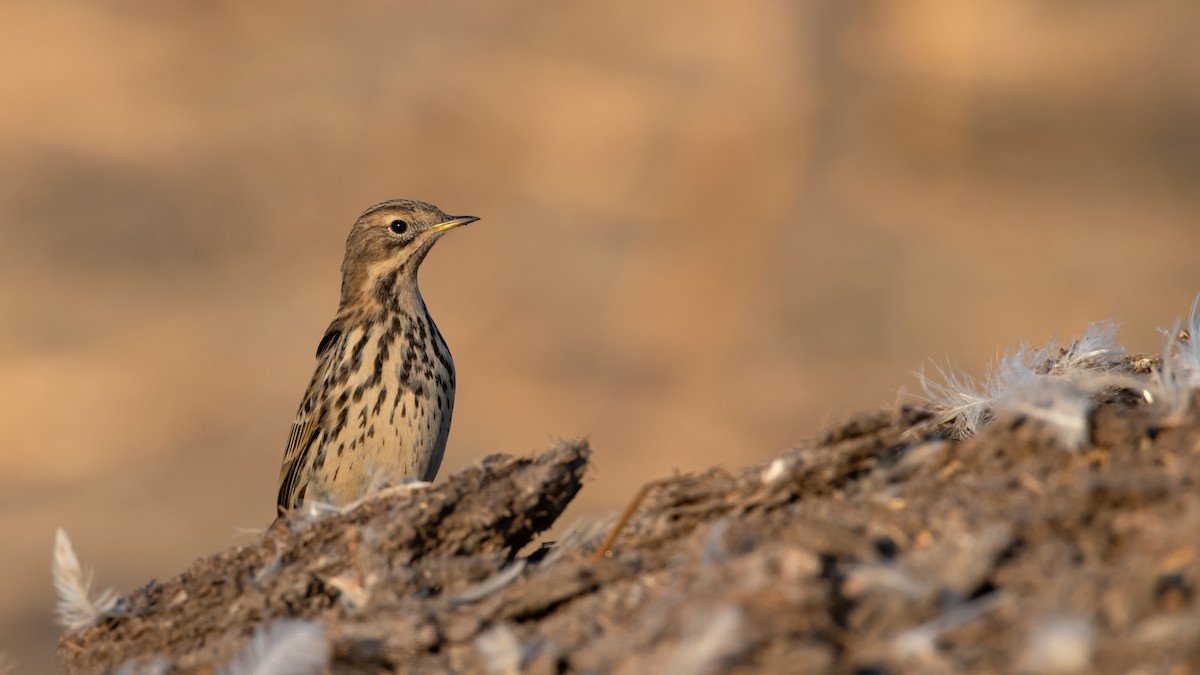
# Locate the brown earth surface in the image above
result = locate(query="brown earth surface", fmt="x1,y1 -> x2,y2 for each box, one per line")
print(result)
58,356 -> 1200,673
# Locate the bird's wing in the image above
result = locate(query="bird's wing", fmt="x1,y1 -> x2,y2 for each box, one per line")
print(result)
276,326 -> 343,514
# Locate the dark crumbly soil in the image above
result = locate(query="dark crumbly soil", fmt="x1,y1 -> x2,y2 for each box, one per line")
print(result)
60,363 -> 1200,673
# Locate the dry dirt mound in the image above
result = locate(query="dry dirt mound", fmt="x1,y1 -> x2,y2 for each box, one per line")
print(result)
58,359 -> 1200,673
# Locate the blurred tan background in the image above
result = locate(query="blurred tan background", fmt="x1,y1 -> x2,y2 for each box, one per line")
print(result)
2,0 -> 1198,670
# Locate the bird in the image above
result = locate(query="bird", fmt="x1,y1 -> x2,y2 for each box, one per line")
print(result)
275,199 -> 477,515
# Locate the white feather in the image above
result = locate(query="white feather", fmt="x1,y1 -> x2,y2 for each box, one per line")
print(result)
219,620 -> 329,675
1044,321 -> 1126,377
476,624 -> 523,675
665,606 -> 743,674
1146,317 -> 1193,422
52,528 -> 119,631
917,321 -> 1127,444
1173,293 -> 1200,387
1018,616 -> 1096,674
998,379 -> 1092,451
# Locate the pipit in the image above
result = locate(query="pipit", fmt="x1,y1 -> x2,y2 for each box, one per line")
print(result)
276,199 -> 477,515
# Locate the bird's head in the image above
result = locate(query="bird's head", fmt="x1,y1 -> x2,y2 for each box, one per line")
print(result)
338,199 -> 477,307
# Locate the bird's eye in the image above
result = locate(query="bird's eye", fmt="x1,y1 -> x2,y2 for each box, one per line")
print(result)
389,219 -> 409,234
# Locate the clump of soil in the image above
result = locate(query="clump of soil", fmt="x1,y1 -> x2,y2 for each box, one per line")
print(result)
59,358 -> 1200,674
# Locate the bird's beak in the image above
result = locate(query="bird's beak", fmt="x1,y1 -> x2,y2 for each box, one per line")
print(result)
429,215 -> 479,233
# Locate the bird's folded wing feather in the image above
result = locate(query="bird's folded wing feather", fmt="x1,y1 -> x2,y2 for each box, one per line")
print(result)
276,327 -> 343,513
